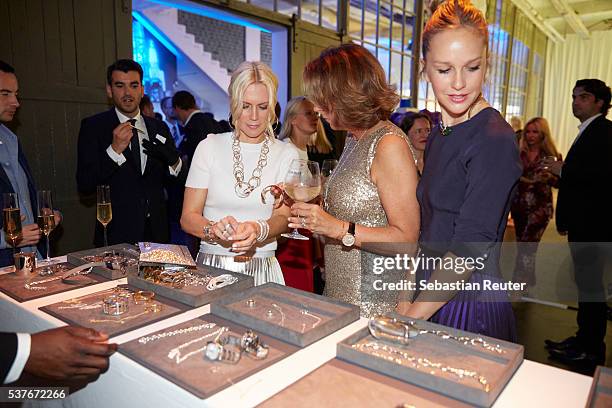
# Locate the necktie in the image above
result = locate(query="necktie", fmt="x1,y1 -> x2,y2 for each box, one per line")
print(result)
128,119 -> 142,175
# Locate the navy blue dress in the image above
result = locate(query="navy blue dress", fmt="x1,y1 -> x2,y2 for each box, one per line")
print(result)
416,107 -> 522,341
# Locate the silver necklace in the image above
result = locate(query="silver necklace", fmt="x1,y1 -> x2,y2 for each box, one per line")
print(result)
167,327 -> 228,364
353,341 -> 490,392
232,134 -> 270,198
138,323 -> 217,345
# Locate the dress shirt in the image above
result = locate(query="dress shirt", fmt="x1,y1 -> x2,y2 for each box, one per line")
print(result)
0,125 -> 38,255
4,333 -> 31,384
572,113 -> 602,147
166,120 -> 183,147
106,108 -> 182,175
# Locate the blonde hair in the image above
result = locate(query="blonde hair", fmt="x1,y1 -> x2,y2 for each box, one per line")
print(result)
303,43 -> 399,130
521,117 -> 560,158
228,61 -> 279,139
422,0 -> 489,60
279,96 -> 332,154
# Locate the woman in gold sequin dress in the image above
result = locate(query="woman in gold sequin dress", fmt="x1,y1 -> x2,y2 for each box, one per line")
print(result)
289,44 -> 420,317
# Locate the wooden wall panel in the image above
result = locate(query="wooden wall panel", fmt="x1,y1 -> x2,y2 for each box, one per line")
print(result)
0,0 -> 132,254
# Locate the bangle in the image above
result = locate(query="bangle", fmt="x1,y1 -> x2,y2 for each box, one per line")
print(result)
256,219 -> 269,242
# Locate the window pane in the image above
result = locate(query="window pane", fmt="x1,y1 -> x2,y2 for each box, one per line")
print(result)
401,54 -> 412,98
390,51 -> 402,90
348,0 -> 364,40
321,0 -> 337,30
276,0 -> 298,17
301,0 -> 320,26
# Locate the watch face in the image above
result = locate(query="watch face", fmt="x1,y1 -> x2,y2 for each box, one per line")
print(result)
342,233 -> 356,247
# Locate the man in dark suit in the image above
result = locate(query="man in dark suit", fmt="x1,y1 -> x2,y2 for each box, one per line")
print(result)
172,90 -> 220,162
2,327 -> 116,384
0,61 -> 61,267
544,79 -> 612,366
76,59 -> 184,246
161,96 -> 184,148
167,91 -> 219,256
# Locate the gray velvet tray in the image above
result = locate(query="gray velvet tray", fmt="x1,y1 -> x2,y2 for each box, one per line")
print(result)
0,262 -> 106,303
586,366 -> 612,408
211,283 -> 360,347
67,244 -> 140,280
127,265 -> 254,307
337,313 -> 523,407
40,284 -> 188,337
260,358 -> 471,407
119,314 -> 296,399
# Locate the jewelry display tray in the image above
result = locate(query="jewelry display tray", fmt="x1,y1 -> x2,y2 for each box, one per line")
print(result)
336,313 -> 524,407
119,314 -> 297,399
0,262 -> 105,302
127,265 -> 254,307
40,285 -> 188,338
67,243 -> 140,280
260,358 -> 471,408
586,366 -> 612,408
210,283 -> 360,347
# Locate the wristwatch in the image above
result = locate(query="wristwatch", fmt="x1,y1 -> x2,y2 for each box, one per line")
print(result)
341,222 -> 356,247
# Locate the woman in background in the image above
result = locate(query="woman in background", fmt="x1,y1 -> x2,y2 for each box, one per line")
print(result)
401,112 -> 432,175
279,96 -> 336,165
511,117 -> 560,288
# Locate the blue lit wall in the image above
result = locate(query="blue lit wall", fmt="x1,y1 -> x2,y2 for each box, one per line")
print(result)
132,20 -> 177,103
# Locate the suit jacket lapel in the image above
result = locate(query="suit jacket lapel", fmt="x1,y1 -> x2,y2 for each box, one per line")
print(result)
565,116 -> 601,163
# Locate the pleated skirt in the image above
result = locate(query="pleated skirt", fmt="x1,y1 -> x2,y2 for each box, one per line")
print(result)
416,268 -> 518,342
196,252 -> 285,286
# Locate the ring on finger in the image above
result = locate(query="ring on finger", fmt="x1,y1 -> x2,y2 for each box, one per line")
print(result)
300,216 -> 307,228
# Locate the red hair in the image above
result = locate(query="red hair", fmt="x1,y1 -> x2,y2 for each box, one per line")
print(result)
303,43 -> 399,129
422,0 -> 488,60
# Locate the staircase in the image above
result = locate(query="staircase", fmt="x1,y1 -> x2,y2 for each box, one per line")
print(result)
141,7 -> 231,93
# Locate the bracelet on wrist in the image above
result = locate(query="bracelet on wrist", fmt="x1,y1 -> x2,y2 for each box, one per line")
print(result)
255,219 -> 269,242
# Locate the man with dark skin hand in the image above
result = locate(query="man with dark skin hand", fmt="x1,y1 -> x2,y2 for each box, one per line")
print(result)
2,326 -> 117,384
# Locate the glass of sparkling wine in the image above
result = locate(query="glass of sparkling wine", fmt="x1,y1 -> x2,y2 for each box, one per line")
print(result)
96,185 -> 112,247
281,159 -> 321,241
37,190 -> 57,269
2,193 -> 22,254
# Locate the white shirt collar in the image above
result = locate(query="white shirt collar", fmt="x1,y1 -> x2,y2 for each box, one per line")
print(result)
577,113 -> 602,135
115,108 -> 144,129
184,109 -> 202,126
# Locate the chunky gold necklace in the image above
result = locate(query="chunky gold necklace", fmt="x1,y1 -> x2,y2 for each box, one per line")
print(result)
232,134 -> 270,198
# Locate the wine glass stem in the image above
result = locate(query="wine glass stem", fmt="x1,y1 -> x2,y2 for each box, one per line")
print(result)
103,225 -> 108,247
45,233 -> 51,262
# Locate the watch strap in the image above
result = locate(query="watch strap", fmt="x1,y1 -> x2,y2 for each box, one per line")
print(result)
348,222 -> 356,235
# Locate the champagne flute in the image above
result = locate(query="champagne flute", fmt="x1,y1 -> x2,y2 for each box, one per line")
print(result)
36,190 -> 57,270
96,185 -> 112,247
282,159 -> 321,241
2,193 -> 22,255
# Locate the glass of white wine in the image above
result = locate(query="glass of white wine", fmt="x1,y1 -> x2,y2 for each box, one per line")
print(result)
96,185 -> 112,247
2,192 -> 22,255
37,190 -> 57,270
281,159 -> 321,241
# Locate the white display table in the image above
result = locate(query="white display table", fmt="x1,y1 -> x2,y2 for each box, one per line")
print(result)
0,258 -> 593,407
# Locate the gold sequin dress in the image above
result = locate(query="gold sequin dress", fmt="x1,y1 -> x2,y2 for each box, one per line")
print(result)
323,121 -> 415,317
